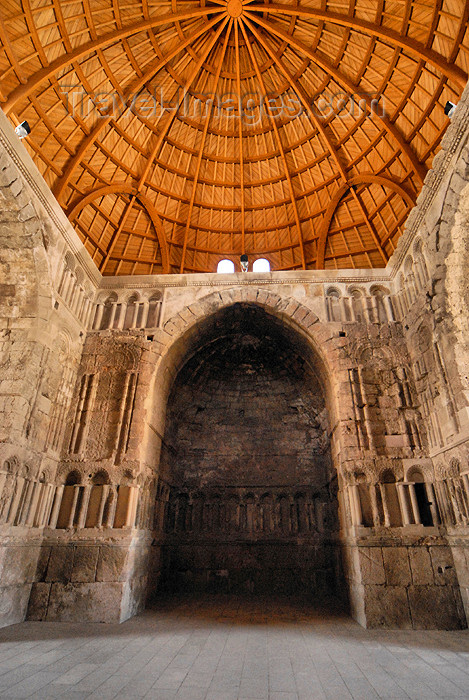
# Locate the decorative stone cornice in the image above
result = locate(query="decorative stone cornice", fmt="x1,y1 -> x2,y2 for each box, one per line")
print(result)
97,270 -> 393,291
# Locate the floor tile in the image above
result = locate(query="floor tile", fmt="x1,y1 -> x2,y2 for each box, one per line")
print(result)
0,596 -> 467,700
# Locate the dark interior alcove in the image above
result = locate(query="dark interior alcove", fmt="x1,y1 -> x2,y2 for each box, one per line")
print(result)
155,303 -> 343,598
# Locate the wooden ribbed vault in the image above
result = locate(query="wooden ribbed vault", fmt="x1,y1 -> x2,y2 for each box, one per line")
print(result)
0,0 -> 467,274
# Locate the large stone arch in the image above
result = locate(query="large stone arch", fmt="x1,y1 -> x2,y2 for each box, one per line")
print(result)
140,286 -> 348,602
141,286 -> 346,463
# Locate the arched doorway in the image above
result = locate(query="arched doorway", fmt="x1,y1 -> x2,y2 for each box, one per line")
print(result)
151,303 -> 344,602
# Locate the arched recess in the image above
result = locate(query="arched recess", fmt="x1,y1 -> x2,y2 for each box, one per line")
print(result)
147,300 -> 344,600
145,287 -> 341,441
316,176 -> 415,269
137,287 -> 346,495
67,185 -> 170,275
139,288 -> 350,604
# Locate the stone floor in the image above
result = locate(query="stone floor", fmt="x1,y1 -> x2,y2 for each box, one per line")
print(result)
0,596 -> 468,700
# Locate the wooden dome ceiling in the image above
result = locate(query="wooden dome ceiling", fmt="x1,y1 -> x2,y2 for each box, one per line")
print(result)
0,0 -> 468,275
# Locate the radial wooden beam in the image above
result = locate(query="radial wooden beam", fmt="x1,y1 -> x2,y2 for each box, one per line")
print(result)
235,20 -> 246,256
243,17 -> 348,182
0,15 -> 25,77
244,11 -> 427,184
243,14 -> 354,258
23,0 -> 48,72
1,0 -> 464,274
247,4 -> 467,89
240,19 -> 306,270
180,20 -> 233,274
53,14 -> 225,202
246,15 -> 395,271
135,15 -> 230,193
68,17 -> 229,273
2,6 -> 225,114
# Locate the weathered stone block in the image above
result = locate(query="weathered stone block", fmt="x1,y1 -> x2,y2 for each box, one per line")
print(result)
71,546 -> 99,582
341,544 -> 361,582
96,545 -> 129,582
45,582 -> 125,623
121,576 -> 147,622
364,585 -> 412,628
358,546 -> 385,585
430,546 -> 458,585
26,582 -> 51,620
34,548 -> 52,583
450,545 -> 469,586
0,583 -> 32,628
0,284 -> 15,297
348,582 -> 366,626
408,585 -> 466,629
46,546 -> 74,583
382,547 -> 411,586
409,547 -> 434,585
0,545 -> 41,585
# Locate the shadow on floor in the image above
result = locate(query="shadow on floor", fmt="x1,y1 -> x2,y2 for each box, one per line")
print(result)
1,594 -> 468,653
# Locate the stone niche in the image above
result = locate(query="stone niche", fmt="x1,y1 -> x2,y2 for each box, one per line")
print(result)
153,303 -> 344,600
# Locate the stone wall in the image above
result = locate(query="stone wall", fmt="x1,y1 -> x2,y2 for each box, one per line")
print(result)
26,331 -> 158,623
391,86 -> 469,621
27,535 -> 150,623
0,90 -> 469,629
0,110 -> 98,627
28,280 -> 462,628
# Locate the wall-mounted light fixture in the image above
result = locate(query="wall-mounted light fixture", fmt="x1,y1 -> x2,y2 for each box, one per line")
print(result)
15,121 -> 31,139
444,101 -> 457,118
